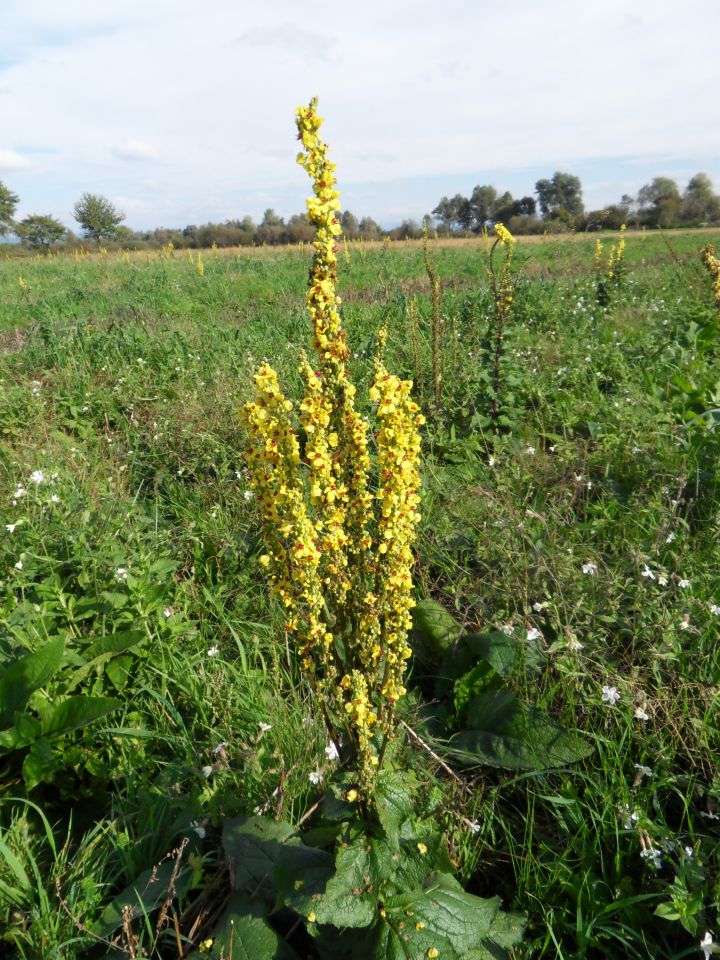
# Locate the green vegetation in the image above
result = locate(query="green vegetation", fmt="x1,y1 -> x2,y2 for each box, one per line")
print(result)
1,225 -> 720,958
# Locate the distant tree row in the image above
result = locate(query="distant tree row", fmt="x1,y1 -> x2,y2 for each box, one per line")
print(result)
432,171 -> 720,234
2,171 -> 718,253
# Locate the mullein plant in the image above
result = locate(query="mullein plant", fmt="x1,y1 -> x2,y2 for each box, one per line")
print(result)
594,223 -> 627,306
701,244 -> 720,312
487,222 -> 517,421
241,99 -> 424,800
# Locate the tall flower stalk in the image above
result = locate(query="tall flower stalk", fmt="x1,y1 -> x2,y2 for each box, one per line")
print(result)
241,99 -> 424,796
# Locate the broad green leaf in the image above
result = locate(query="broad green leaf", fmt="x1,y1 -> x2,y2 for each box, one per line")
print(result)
105,654 -> 133,690
40,695 -> 121,738
450,690 -> 593,770
187,893 -> 299,959
223,815 -> 298,906
83,629 -> 145,661
374,770 -> 413,847
0,636 -> 65,727
353,872 -> 504,960
312,837 -> 393,928
412,600 -> 461,662
275,843 -> 335,920
93,855 -> 194,937
22,739 -> 58,789
453,661 -> 501,725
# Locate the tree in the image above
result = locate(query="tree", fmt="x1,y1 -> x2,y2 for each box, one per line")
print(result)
637,177 -> 680,227
261,208 -> 284,227
431,194 -> 468,232
680,173 -> 720,225
358,216 -> 381,238
468,185 -> 497,230
535,172 -> 584,220
0,181 -> 19,236
15,214 -> 66,248
340,210 -> 359,236
73,193 -> 125,241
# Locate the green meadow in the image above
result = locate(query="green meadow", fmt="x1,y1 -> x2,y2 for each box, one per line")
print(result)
1,229 -> 719,959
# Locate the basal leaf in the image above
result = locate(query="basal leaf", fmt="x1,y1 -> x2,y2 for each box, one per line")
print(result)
222,815 -> 298,907
0,636 -> 65,727
187,892 -> 299,959
450,690 -> 593,770
40,695 -> 121,739
412,600 -> 461,663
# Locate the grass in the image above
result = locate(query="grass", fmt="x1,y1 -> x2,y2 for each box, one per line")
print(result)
1,229 -> 719,958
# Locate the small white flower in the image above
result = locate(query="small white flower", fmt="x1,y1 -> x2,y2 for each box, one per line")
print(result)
710,604 -> 720,616
13,486 -> 26,499
163,606 -> 174,618
622,804 -> 640,829
634,763 -> 653,780
631,446 -> 642,455
525,446 -> 536,456
582,562 -> 598,576
566,635 -> 584,653
548,445 -> 556,453
243,490 -> 253,501
601,685 -> 620,706
665,532 -> 676,543
526,627 -> 542,642
190,820 -> 206,839
213,741 -> 227,755
324,742 -> 340,761
641,846 -> 662,869
115,567 -> 128,582
574,473 -> 584,483
678,578 -> 690,589
207,645 -> 220,657
258,722 -> 272,733
533,601 -> 549,612
488,455 -> 495,467
658,574 -> 668,586
634,705 -> 650,721
641,565 -> 656,580
50,494 -> 60,503
700,932 -> 714,960
501,623 -> 514,636
678,617 -> 690,631
14,560 -> 23,570
308,770 -> 323,785
5,523 -> 17,533
31,380 -> 42,396
201,765 -> 213,778
684,845 -> 694,858
29,470 -> 44,484
468,820 -> 481,834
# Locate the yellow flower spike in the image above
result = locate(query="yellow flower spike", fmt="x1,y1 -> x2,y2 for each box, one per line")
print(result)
242,99 -> 423,793
702,245 -> 720,312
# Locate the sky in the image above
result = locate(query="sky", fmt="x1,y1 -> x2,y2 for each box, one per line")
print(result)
1,0 -> 719,231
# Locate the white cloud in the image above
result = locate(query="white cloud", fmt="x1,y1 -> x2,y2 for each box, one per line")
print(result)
0,0 -> 717,227
0,149 -> 32,171
114,140 -> 160,161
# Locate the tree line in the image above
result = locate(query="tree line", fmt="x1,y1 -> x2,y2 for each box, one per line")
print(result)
1,170 -> 718,252
432,171 -> 720,235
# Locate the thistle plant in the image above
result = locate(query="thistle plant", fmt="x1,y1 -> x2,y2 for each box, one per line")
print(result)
241,99 -> 424,798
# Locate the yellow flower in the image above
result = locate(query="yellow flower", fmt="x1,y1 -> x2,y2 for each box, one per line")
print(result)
417,842 -> 428,854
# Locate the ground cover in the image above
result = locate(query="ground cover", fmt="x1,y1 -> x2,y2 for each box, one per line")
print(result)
1,227 -> 719,958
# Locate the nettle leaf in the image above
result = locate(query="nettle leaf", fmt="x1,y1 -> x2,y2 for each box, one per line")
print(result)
0,636 -> 65,727
189,893 -> 299,960
353,872 -> 517,960
223,816 -> 297,907
450,690 -> 593,770
40,695 -> 121,739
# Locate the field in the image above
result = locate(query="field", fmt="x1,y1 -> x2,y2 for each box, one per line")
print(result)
1,227 -> 720,959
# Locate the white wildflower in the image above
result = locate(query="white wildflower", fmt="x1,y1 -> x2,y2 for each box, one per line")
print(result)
525,446 -> 536,456
488,455 -> 495,467
634,705 -> 650,721
582,561 -> 598,576
533,601 -> 549,612
601,685 -> 620,706
243,490 -> 253,501
678,578 -> 690,589
634,763 -> 653,780
29,470 -> 44,485
658,574 -> 668,586
710,604 -> 720,616
566,634 -> 584,653
163,606 -> 174,618
324,742 -> 340,761
5,523 -> 17,533
50,494 -> 60,503
13,486 -> 26,499
213,741 -> 227,755
665,532 -> 676,543
700,932 -> 715,960
190,820 -> 206,839
14,560 -> 23,570
115,567 -> 128,582
641,565 -> 656,580
201,765 -> 213,778
258,722 -> 272,733
308,770 -> 323,785
526,627 -> 542,642
207,645 -> 220,657
501,624 -> 514,636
